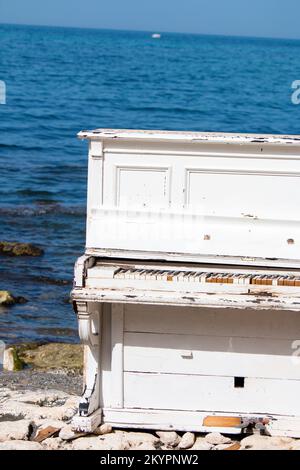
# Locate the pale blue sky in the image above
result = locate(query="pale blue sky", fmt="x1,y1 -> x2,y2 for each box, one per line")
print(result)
0,0 -> 299,39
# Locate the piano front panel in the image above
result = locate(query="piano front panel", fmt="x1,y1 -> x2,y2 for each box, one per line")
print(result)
120,304 -> 300,416
123,373 -> 300,416
87,139 -> 300,266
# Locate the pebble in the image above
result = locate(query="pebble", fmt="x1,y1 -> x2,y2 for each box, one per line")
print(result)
205,432 -> 232,445
125,431 -> 159,447
156,431 -> 180,447
191,437 -> 214,450
178,432 -> 195,449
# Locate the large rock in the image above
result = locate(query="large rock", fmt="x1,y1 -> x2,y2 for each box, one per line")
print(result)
0,291 -> 28,307
0,389 -> 78,422
156,431 -> 180,447
0,440 -> 43,450
0,290 -> 15,305
0,241 -> 43,257
72,433 -> 129,450
240,435 -> 294,451
18,343 -> 83,373
0,420 -> 33,442
3,347 -> 25,371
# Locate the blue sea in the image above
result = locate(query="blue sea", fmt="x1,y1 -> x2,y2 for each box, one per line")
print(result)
1,23 -> 300,344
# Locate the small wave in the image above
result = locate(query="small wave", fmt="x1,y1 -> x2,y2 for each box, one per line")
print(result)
127,105 -> 207,115
0,203 -> 86,217
34,276 -> 72,286
0,142 -> 45,151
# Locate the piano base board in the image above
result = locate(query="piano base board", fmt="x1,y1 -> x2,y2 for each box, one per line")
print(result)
72,409 -> 102,434
101,408 -> 300,438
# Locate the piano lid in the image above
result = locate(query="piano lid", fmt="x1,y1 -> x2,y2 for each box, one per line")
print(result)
78,128 -> 300,146
80,128 -> 300,269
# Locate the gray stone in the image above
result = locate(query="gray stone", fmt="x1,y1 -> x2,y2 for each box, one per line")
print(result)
156,431 -> 180,447
178,432 -> 195,449
0,419 -> 32,442
205,432 -> 232,445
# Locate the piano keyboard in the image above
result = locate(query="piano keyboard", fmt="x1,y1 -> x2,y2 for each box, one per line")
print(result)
81,262 -> 300,309
113,268 -> 300,287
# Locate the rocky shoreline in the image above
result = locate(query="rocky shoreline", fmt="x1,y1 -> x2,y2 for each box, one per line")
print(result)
1,343 -> 300,451
0,346 -> 300,451
2,342 -> 83,373
0,385 -> 300,450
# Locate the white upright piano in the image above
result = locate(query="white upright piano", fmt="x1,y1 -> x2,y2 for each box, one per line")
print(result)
71,128 -> 300,437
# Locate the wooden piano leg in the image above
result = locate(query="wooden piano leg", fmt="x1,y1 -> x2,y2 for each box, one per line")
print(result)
72,301 -> 102,433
